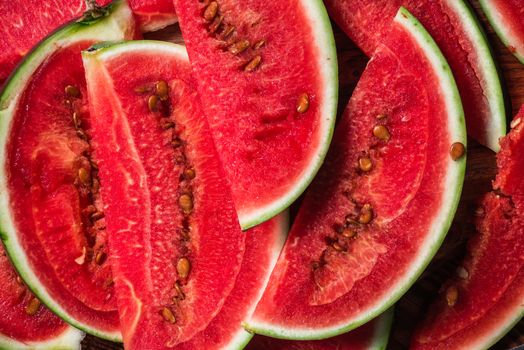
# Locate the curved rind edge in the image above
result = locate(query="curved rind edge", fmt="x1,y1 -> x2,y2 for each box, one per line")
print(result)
369,309 -> 394,350
444,0 -> 506,151
0,0 -> 134,342
238,0 -> 338,230
0,327 -> 84,350
477,0 -> 524,65
244,7 -> 466,340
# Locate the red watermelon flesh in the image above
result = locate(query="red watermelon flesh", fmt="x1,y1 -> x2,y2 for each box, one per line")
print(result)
177,213 -> 287,350
324,0 -> 505,152
173,0 -> 338,229
0,245 -> 72,345
129,0 -> 177,32
6,40 -> 121,333
82,41 -> 245,349
247,8 -> 465,339
412,106 -> 524,349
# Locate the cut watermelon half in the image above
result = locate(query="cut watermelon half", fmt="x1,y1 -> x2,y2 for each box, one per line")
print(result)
177,213 -> 288,350
129,0 -> 177,32
411,105 -> 524,350
0,0 -> 136,341
324,0 -> 506,152
246,7 -> 466,339
0,244 -> 84,350
82,40 -> 246,349
479,0 -> 524,65
247,310 -> 393,350
173,0 -> 338,229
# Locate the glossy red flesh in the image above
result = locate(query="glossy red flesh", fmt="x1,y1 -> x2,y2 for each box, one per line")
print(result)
488,0 -> 524,58
173,0 -> 325,220
412,106 -> 524,349
325,0 -> 493,148
129,0 -> 177,31
6,42 -> 120,334
0,246 -> 68,343
177,215 -> 285,349
84,45 -> 245,348
251,16 -> 452,329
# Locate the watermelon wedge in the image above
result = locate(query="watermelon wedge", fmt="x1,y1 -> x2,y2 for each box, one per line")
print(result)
246,7 -> 466,339
177,213 -> 288,350
173,0 -> 338,229
0,0 -> 135,340
247,310 -> 393,350
82,40 -> 246,349
324,0 -> 506,152
479,0 -> 524,65
411,105 -> 524,350
0,245 -> 84,350
129,0 -> 177,32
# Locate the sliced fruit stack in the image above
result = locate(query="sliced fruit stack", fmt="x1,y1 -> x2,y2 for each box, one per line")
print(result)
0,0 -> 523,349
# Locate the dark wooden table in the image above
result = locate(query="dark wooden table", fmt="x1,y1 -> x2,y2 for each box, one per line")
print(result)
83,0 -> 524,348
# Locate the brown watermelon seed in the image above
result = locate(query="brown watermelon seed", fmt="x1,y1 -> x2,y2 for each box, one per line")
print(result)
209,14 -> 224,33
25,298 -> 41,316
244,55 -> 262,72
229,40 -> 250,55
253,39 -> 266,49
148,95 -> 159,112
450,142 -> 466,161
160,118 -> 175,130
446,285 -> 458,306
179,194 -> 194,213
155,80 -> 169,101
177,257 -> 191,279
176,155 -> 186,164
358,157 -> 373,172
91,211 -> 105,221
161,307 -> 176,323
332,241 -> 345,252
174,282 -> 185,300
358,204 -> 373,224
203,1 -> 218,22
72,112 -> 81,128
222,25 -> 236,39
373,125 -> 390,141
184,168 -> 196,180
296,93 -> 309,113
65,85 -> 80,98
171,138 -> 182,148
341,228 -> 356,239
78,167 -> 91,185
456,266 -> 469,279
95,251 -> 107,265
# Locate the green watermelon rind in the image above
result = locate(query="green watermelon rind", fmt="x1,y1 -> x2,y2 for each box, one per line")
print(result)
368,309 -> 394,350
478,0 -> 524,65
471,310 -> 524,350
443,0 -> 506,152
0,327 -> 84,350
238,0 -> 338,230
0,0 -> 135,342
245,7 -> 467,340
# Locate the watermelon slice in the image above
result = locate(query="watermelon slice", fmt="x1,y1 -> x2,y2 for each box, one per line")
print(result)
411,105 -> 524,349
129,0 -> 177,32
0,0 -> 135,340
479,0 -> 524,65
246,7 -> 466,339
177,213 -> 288,350
82,40 -> 246,349
324,0 -> 506,152
247,310 -> 393,350
0,245 -> 84,350
173,0 -> 338,229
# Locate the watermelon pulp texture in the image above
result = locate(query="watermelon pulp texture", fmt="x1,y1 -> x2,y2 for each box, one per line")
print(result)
479,0 -> 524,64
129,0 -> 177,32
0,245 -> 83,349
82,40 -> 246,349
324,0 -> 505,152
177,213 -> 288,350
173,0 -> 338,229
412,105 -> 524,350
247,310 -> 393,350
0,0 -> 135,340
247,7 -> 466,339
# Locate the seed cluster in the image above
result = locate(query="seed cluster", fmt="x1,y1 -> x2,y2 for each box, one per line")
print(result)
138,80 -> 196,325
66,85 -> 108,269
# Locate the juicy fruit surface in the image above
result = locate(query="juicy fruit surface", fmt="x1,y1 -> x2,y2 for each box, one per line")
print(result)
248,9 -> 464,337
177,214 -> 287,350
481,0 -> 524,63
324,0 -> 504,151
83,41 -> 245,348
129,0 -> 177,31
173,0 -> 337,228
412,106 -> 524,349
0,245 -> 69,343
6,41 -> 120,333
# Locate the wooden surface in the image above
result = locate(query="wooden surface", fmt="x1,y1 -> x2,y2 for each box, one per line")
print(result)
83,0 -> 524,348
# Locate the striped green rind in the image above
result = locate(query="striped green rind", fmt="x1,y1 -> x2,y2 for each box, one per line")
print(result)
0,0 -> 135,342
245,7 -> 466,340
0,327 -> 84,350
